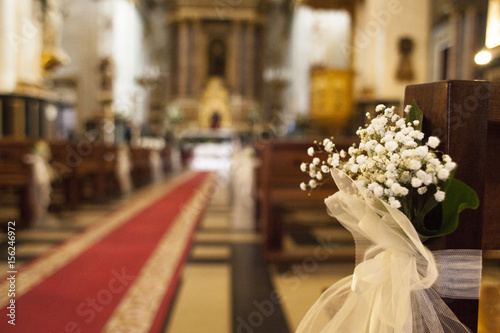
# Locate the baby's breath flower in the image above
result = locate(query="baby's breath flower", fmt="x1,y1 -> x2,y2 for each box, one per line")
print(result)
434,190 -> 445,202
408,159 -> 422,170
300,182 -> 307,191
427,136 -> 440,149
385,141 -> 398,152
388,197 -> 401,208
445,161 -> 456,171
411,177 -> 423,188
417,186 -> 428,195
301,103 -> 460,226
437,168 -> 450,181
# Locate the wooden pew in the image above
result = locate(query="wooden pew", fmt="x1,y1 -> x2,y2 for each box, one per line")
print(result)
0,139 -> 34,229
130,147 -> 152,187
257,137 -> 356,263
75,144 -> 119,201
404,80 -> 500,332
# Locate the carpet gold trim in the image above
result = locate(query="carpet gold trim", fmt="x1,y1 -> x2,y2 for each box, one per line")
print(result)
101,173 -> 217,332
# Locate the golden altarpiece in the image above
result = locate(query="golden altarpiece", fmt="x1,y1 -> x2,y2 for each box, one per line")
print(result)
166,0 -> 265,131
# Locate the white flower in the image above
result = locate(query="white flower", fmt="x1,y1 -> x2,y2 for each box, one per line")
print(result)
408,159 -> 422,170
376,104 -> 386,112
404,105 -> 411,113
313,157 -> 320,165
427,136 -> 440,148
434,190 -> 445,202
437,168 -> 450,181
356,155 -> 367,165
400,171 -> 411,184
411,177 -> 423,188
321,165 -> 330,173
375,144 -> 386,154
416,169 -> 433,185
385,140 -> 398,152
417,186 -> 428,195
300,163 -> 307,172
388,197 -> 402,208
369,183 -> 384,197
339,150 -> 346,158
349,164 -> 359,173
445,161 -> 456,171
316,172 -> 323,180
300,182 -> 307,191
309,179 -> 317,188
391,183 -> 409,196
413,146 -> 429,158
307,147 -> 315,156
324,141 -> 334,153
413,120 -> 420,126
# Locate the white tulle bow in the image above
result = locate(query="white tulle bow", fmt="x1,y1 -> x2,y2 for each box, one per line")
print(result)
296,168 -> 478,333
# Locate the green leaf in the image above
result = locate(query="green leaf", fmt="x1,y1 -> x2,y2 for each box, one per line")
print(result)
407,100 -> 424,131
414,178 -> 479,239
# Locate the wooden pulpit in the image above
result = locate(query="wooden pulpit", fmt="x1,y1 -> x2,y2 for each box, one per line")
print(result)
404,80 -> 500,332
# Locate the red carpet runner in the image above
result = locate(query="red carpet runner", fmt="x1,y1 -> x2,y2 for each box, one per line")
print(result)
0,171 -> 216,333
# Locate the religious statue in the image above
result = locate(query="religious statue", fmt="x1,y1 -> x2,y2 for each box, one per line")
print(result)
396,37 -> 415,81
42,0 -> 70,71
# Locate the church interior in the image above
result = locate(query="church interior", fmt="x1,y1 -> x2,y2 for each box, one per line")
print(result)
0,0 -> 499,332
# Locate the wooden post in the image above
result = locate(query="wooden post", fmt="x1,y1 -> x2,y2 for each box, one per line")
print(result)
404,80 -> 498,332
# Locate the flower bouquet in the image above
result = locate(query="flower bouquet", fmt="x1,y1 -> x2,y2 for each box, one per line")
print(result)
297,102 -> 480,333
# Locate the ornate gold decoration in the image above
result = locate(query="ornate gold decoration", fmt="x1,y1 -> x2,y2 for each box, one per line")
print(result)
198,77 -> 232,128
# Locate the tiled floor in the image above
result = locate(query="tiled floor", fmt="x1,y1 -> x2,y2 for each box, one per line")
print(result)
1,170 -> 499,332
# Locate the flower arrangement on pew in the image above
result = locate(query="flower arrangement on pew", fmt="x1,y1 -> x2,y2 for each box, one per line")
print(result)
296,102 -> 480,333
300,102 -> 478,241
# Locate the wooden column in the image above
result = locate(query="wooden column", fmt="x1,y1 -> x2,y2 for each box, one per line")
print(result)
404,80 -> 497,332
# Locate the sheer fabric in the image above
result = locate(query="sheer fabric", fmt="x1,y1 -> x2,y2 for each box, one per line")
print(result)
296,168 -> 475,333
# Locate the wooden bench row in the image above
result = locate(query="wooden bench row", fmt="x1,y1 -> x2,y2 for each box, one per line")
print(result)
255,137 -> 357,263
0,139 -> 172,229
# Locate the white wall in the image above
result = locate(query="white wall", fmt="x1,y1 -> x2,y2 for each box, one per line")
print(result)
53,0 -> 100,129
353,0 -> 431,102
53,0 -> 147,132
112,0 -> 146,124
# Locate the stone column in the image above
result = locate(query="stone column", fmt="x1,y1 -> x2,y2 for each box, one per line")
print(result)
229,20 -> 241,96
0,0 -> 17,92
245,21 -> 255,98
192,19 -> 204,96
178,19 -> 189,97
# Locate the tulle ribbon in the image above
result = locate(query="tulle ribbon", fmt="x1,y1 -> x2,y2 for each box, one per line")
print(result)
296,168 -> 481,333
